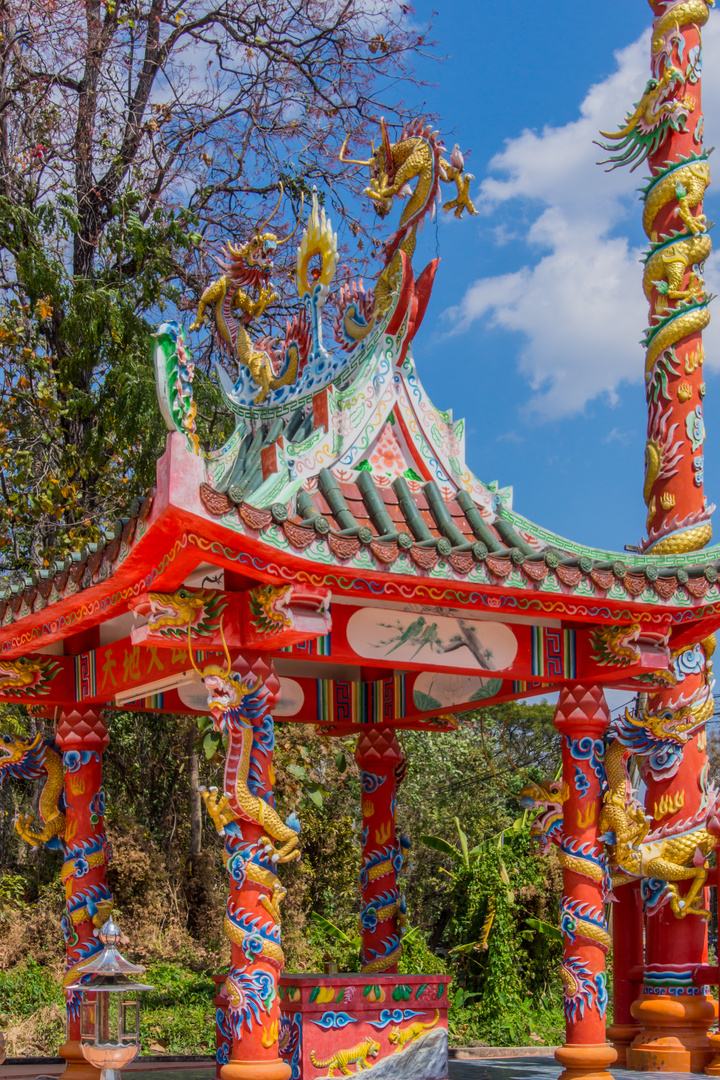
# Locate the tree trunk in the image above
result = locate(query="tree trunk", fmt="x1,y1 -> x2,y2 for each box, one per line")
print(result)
184,718 -> 214,938
187,720 -> 202,858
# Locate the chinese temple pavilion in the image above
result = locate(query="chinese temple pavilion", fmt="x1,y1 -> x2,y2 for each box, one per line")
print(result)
2,2 -> 720,1078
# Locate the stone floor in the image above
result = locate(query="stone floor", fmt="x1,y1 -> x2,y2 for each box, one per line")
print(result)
448,1059 -> 709,1080
0,1056 -> 710,1080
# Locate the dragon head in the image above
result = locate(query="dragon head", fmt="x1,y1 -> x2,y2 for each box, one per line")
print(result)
628,67 -> 690,135
0,732 -> 46,784
0,732 -> 35,766
249,583 -> 331,637
132,587 -> 213,628
219,184 -> 304,288
203,668 -> 243,719
221,233 -> 276,288
519,777 -> 566,855
0,657 -> 49,694
627,685 -> 714,743
598,64 -> 692,170
202,666 -> 262,726
339,119 -> 398,217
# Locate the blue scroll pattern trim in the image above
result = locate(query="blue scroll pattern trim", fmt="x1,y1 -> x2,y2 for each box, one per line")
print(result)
309,1011 -> 358,1030
367,1008 -> 426,1031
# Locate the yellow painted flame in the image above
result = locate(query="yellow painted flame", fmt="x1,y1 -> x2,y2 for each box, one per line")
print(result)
262,1020 -> 279,1048
577,803 -> 597,829
654,789 -> 685,820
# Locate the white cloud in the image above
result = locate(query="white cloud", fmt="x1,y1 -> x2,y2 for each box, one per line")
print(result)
444,26 -> 720,419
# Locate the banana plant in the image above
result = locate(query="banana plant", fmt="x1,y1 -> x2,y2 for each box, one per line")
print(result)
420,815 -> 531,960
420,814 -> 528,879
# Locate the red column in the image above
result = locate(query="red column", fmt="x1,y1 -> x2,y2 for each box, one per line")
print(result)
623,635 -> 715,1072
554,685 -> 616,1080
640,1 -> 712,555
354,726 -> 408,976
55,709 -> 111,1080
606,881 -> 643,1066
201,654 -> 295,1080
706,852 -> 720,1075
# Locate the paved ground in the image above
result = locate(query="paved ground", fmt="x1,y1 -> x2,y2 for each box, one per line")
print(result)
0,1064 -> 214,1079
448,1058 -> 707,1079
0,1055 -> 708,1079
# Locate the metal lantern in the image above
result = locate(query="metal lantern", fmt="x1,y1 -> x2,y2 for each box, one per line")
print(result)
66,917 -> 153,1080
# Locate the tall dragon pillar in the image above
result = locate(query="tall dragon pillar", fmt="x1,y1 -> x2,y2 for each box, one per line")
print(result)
354,727 -> 409,976
55,709 -> 112,1080
623,640 -> 716,1073
602,0 -> 715,557
598,3 -> 717,1070
553,685 -> 616,1080
200,653 -> 298,1080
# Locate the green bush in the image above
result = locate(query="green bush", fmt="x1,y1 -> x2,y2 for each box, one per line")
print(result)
0,960 -> 64,1018
139,963 -> 217,1054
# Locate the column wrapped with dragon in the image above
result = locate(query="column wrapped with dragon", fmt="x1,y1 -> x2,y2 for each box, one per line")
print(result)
598,6 -> 718,1067
620,637 -> 719,1071
56,710 -> 113,1077
198,649 -> 299,1080
524,686 -> 616,1080
519,643 -> 720,1070
599,0 -> 714,555
1,707 -> 114,1075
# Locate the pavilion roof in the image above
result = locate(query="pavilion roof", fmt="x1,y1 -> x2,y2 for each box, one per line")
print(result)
2,168 -> 719,658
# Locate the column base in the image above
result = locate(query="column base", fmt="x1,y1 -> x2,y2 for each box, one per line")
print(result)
628,994 -> 715,1073
627,1040 -> 712,1073
704,1030 -> 720,1075
554,1042 -> 617,1080
58,1042 -> 101,1080
221,1060 -> 291,1080
606,1023 -> 641,1068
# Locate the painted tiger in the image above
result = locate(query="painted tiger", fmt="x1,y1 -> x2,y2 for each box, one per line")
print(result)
388,1009 -> 439,1052
310,1036 -> 381,1075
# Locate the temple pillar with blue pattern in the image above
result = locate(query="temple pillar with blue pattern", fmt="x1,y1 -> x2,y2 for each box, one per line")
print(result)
354,726 -> 408,976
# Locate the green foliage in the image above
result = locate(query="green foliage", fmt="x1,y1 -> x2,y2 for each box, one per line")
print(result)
286,743 -> 330,810
0,872 -> 28,911
0,193 -> 210,564
139,963 -> 217,1054
0,959 -> 64,1017
397,928 -> 449,977
421,819 -> 565,1046
308,911 -> 362,972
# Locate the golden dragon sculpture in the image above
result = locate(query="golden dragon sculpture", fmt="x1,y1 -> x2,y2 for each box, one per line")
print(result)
601,738 -> 717,917
189,185 -> 310,404
337,119 -> 477,341
195,647 -> 300,973
0,732 -> 66,847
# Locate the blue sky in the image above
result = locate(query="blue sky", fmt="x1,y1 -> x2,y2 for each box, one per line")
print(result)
399,1 -> 720,554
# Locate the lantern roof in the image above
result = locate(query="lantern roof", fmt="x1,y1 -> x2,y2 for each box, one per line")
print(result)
65,919 -> 152,992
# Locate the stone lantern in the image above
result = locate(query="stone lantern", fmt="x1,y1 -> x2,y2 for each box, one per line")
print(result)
65,917 -> 152,1080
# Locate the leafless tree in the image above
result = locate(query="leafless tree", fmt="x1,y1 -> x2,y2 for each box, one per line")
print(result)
0,0 -> 431,567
